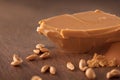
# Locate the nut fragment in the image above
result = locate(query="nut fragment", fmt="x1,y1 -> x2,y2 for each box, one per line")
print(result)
11,54 -> 23,66
106,69 -> 120,79
26,54 -> 38,61
79,59 -> 88,71
36,44 -> 45,49
50,66 -> 56,75
85,68 -> 96,80
41,65 -> 49,73
39,52 -> 50,59
31,75 -> 42,80
66,62 -> 75,71
33,49 -> 40,55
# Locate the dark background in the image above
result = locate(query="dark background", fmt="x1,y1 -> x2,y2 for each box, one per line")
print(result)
0,0 -> 120,80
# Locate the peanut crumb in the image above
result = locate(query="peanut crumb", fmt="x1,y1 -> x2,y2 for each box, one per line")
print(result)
87,53 -> 117,68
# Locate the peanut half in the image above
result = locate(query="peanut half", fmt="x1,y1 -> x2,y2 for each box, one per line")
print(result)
41,65 -> 49,73
36,44 -> 45,49
33,49 -> 40,55
31,75 -> 42,80
66,62 -> 75,71
39,52 -> 50,59
26,54 -> 38,61
106,69 -> 120,79
79,59 -> 88,72
49,66 -> 56,75
85,68 -> 96,80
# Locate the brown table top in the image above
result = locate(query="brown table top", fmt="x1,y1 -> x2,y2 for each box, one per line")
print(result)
0,0 -> 120,80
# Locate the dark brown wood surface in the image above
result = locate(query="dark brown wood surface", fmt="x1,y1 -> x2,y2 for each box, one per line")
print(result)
0,0 -> 120,80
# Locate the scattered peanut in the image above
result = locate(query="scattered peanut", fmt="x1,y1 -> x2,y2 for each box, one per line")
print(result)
66,62 -> 75,71
85,68 -> 96,80
26,54 -> 38,61
39,52 -> 50,59
31,75 -> 42,80
11,54 -> 23,66
79,59 -> 88,72
106,69 -> 120,79
33,49 -> 40,55
12,43 -> 119,80
36,44 -> 45,49
49,66 -> 56,75
41,65 -> 49,73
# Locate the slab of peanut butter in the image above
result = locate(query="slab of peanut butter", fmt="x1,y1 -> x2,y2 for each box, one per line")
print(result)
37,10 -> 120,53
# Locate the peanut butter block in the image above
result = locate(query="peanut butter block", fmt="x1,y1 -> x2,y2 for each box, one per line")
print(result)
37,10 -> 120,53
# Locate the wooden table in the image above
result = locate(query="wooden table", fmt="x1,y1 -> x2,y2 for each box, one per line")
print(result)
0,0 -> 120,80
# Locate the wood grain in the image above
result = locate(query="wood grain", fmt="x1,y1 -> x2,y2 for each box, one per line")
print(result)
0,0 -> 120,80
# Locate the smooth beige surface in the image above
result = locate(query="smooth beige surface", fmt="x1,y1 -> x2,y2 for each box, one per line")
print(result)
41,14 -> 86,29
38,10 -> 120,38
73,10 -> 120,29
